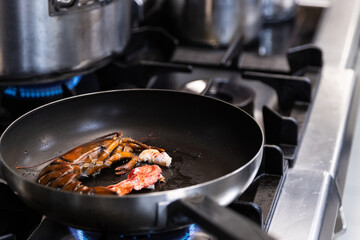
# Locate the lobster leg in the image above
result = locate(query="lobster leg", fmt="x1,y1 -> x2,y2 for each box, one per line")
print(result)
110,144 -> 138,175
114,156 -> 139,175
122,138 -> 165,152
94,145 -> 134,173
95,138 -> 122,165
49,173 -> 78,188
85,137 -> 122,176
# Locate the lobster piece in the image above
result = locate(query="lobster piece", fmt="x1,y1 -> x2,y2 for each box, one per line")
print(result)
35,132 -> 171,195
115,148 -> 172,175
107,165 -> 164,196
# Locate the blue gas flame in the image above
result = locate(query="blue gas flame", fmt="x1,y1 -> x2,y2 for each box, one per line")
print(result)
4,75 -> 82,98
68,224 -> 200,240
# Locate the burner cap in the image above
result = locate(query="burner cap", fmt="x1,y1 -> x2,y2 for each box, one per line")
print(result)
182,79 -> 255,116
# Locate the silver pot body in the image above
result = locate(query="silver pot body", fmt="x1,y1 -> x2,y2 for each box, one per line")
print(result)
165,0 -> 262,47
262,0 -> 296,23
0,0 -> 131,81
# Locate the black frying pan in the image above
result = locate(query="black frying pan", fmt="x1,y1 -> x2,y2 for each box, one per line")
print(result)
0,90 -> 272,240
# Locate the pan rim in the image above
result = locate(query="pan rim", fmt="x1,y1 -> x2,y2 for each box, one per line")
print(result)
0,89 -> 264,199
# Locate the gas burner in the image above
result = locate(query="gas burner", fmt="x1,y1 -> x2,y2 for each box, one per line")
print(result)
28,219 -> 215,240
181,78 -> 255,116
4,76 -> 82,99
1,74 -> 102,119
2,76 -> 83,118
68,224 -> 208,240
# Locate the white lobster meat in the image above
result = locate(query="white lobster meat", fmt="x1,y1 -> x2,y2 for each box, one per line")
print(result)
139,149 -> 172,167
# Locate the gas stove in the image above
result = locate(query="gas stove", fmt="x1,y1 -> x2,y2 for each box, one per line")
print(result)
1,0 -> 360,239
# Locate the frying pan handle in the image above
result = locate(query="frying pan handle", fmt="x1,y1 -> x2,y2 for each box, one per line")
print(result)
168,195 -> 275,240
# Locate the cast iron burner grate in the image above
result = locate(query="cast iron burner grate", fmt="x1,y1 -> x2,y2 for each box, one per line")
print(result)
109,18 -> 322,166
169,78 -> 255,116
0,182 -> 42,240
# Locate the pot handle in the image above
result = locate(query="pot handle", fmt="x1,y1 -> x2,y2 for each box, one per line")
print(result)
168,195 -> 275,240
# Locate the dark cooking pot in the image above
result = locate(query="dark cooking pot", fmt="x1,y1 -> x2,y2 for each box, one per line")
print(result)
164,0 -> 262,47
0,0 -> 131,82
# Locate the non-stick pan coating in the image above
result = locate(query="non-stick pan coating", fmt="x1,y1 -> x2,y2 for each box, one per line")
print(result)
0,89 -> 263,232
3,90 -> 261,189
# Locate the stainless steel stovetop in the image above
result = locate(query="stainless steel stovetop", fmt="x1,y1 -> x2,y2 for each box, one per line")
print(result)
268,0 -> 360,239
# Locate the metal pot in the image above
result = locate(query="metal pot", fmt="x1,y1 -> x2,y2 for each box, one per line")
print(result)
0,0 -> 131,82
132,0 -> 166,27
262,0 -> 296,23
164,0 -> 262,47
